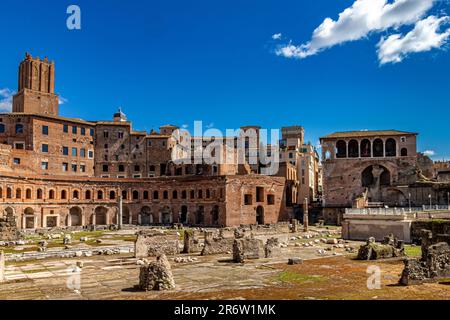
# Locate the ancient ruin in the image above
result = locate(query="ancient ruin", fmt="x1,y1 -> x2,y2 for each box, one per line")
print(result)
400,229 -> 450,285
356,234 -> 405,260
138,254 -> 175,291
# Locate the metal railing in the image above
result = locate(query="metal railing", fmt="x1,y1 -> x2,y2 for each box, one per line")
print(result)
345,206 -> 450,215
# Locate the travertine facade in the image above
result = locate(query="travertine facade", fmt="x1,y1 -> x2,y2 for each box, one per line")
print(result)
0,53 -> 293,230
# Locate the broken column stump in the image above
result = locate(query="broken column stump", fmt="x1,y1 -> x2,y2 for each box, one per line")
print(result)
264,237 -> 281,258
182,229 -> 200,254
138,254 -> 175,291
356,235 -> 405,260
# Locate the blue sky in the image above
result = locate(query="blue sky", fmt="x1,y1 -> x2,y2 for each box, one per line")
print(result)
0,0 -> 449,160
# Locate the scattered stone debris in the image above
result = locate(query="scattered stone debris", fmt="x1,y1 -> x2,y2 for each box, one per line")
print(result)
356,235 -> 405,260
399,229 -> 450,285
138,254 -> 175,291
232,238 -> 264,263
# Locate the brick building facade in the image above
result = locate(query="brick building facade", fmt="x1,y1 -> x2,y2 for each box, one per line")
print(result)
0,53 -> 294,230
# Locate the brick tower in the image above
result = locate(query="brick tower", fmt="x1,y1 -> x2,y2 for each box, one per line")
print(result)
12,52 -> 59,116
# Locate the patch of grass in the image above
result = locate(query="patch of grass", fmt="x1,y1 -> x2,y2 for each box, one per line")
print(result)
275,271 -> 326,284
404,245 -> 422,257
71,230 -> 105,240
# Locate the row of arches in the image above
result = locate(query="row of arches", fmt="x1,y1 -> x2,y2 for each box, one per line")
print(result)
8,204 -> 224,229
335,139 -> 408,159
0,186 -> 223,202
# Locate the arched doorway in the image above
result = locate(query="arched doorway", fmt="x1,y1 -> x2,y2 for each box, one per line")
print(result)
24,207 -> 35,229
161,206 -> 172,224
122,206 -> 130,225
360,139 -> 371,157
69,207 -> 82,226
336,140 -> 347,158
256,206 -> 264,225
348,140 -> 359,158
140,206 -> 152,225
95,206 -> 107,225
385,138 -> 396,157
180,205 -> 188,224
195,206 -> 204,225
373,139 -> 384,157
211,205 -> 219,225
401,148 -> 408,156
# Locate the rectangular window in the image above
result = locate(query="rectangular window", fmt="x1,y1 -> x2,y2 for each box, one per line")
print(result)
13,158 -> 20,165
41,162 -> 49,170
103,131 -> 109,138
88,150 -> 94,158
71,164 -> 77,172
80,127 -> 86,135
72,147 -> 77,157
15,143 -> 24,150
118,131 -> 124,139
80,148 -> 86,158
267,195 -> 275,205
256,187 -> 264,202
80,165 -> 86,173
42,125 -> 49,135
103,165 -> 109,172
63,124 -> 68,133
244,194 -> 253,205
72,126 -> 77,134
90,128 -> 94,136
62,163 -> 68,172
41,144 -> 49,153
63,146 -> 69,156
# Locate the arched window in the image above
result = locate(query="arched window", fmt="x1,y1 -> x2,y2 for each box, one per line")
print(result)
360,139 -> 371,157
49,190 -> 55,199
373,139 -> 384,157
0,124 -> 5,133
336,140 -> 347,158
401,148 -> 408,157
26,188 -> 32,199
385,138 -> 396,157
61,190 -> 67,200
37,189 -> 43,199
73,190 -> 79,199
85,190 -> 91,200
181,190 -> 187,199
153,191 -> 159,200
143,191 -> 149,200
15,188 -> 22,199
163,191 -> 168,199
15,124 -> 24,134
121,190 -> 127,200
348,140 -> 359,158
97,190 -> 103,200
133,190 -> 139,200
109,190 -> 116,200
6,187 -> 12,199
172,190 -> 177,199
198,190 -> 203,199
0,187 -> 3,198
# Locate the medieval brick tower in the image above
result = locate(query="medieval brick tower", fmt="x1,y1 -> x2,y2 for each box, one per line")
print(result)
12,52 -> 59,116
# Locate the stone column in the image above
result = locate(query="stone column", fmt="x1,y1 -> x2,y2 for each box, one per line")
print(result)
0,251 -> 5,283
303,198 -> 309,232
118,196 -> 123,230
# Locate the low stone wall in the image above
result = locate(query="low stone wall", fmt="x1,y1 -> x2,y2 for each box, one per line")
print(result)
232,238 -> 264,263
135,230 -> 180,258
342,214 -> 413,243
201,231 -> 234,255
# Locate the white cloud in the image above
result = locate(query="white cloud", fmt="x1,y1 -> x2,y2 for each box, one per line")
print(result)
377,15 -> 450,64
0,88 -> 14,112
58,96 -> 68,105
423,150 -> 435,156
276,0 -> 438,61
272,33 -> 282,40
